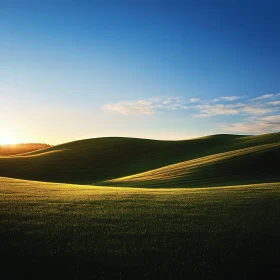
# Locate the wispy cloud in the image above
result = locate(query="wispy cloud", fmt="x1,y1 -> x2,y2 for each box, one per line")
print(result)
269,101 -> 280,105
102,98 -> 188,115
192,104 -> 239,117
103,100 -> 155,115
221,115 -> 280,133
260,115 -> 280,122
193,93 -> 279,118
190,98 -> 200,103
252,94 -> 274,100
212,96 -> 241,102
192,103 -> 275,118
240,106 -> 273,115
103,93 -> 280,133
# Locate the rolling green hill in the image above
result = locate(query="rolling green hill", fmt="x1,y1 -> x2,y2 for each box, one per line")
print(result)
101,142 -> 279,188
0,132 -> 279,186
1,133 -> 280,277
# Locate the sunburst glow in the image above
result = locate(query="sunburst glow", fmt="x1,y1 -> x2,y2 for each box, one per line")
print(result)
0,130 -> 18,145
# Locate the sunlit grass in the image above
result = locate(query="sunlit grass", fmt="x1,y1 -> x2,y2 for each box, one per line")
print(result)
1,177 -> 280,278
1,132 -> 280,277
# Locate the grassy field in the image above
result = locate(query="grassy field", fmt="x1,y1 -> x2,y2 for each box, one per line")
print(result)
1,177 -> 280,278
101,142 -> 279,187
0,132 -> 279,186
1,132 -> 280,278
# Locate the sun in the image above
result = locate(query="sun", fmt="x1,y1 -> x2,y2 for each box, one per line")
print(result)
0,132 -> 18,145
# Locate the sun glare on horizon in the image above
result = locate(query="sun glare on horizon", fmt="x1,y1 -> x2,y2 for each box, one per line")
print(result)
0,130 -> 18,145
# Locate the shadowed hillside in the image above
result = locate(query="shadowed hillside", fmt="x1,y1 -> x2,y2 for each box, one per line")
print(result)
100,142 -> 279,188
0,132 -> 279,186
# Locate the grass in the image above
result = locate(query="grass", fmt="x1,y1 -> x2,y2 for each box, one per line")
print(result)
1,132 -> 280,278
1,177 -> 280,278
101,142 -> 279,187
0,132 -> 279,186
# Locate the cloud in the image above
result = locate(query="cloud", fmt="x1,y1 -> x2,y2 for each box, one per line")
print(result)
269,101 -> 280,105
103,100 -> 155,115
259,115 -> 280,122
190,98 -> 200,103
213,96 -> 241,102
103,93 -> 280,125
221,114 -> 280,133
221,96 -> 240,101
102,98 -> 188,115
192,104 -> 239,117
193,93 -> 279,118
192,102 -> 275,118
218,95 -> 280,133
240,106 -> 273,115
252,94 -> 274,100
103,92 -> 279,134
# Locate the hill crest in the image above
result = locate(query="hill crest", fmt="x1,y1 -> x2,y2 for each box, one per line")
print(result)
0,132 -> 279,187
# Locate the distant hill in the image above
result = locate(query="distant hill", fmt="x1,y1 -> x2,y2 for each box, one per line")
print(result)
0,143 -> 52,156
0,132 -> 279,187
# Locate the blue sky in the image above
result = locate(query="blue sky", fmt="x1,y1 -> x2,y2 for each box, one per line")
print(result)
0,0 -> 279,144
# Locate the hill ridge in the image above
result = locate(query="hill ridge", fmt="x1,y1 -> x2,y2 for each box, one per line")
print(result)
0,132 -> 279,187
99,142 -> 279,188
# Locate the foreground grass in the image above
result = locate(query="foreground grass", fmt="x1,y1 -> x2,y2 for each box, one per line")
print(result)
1,177 -> 280,278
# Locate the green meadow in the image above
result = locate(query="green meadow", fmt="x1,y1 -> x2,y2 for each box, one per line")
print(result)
1,132 -> 280,278
0,132 -> 279,186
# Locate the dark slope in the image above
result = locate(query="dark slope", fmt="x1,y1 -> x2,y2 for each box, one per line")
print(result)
100,142 -> 279,188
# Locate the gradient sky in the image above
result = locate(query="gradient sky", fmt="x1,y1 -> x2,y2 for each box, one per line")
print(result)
1,0 -> 279,144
